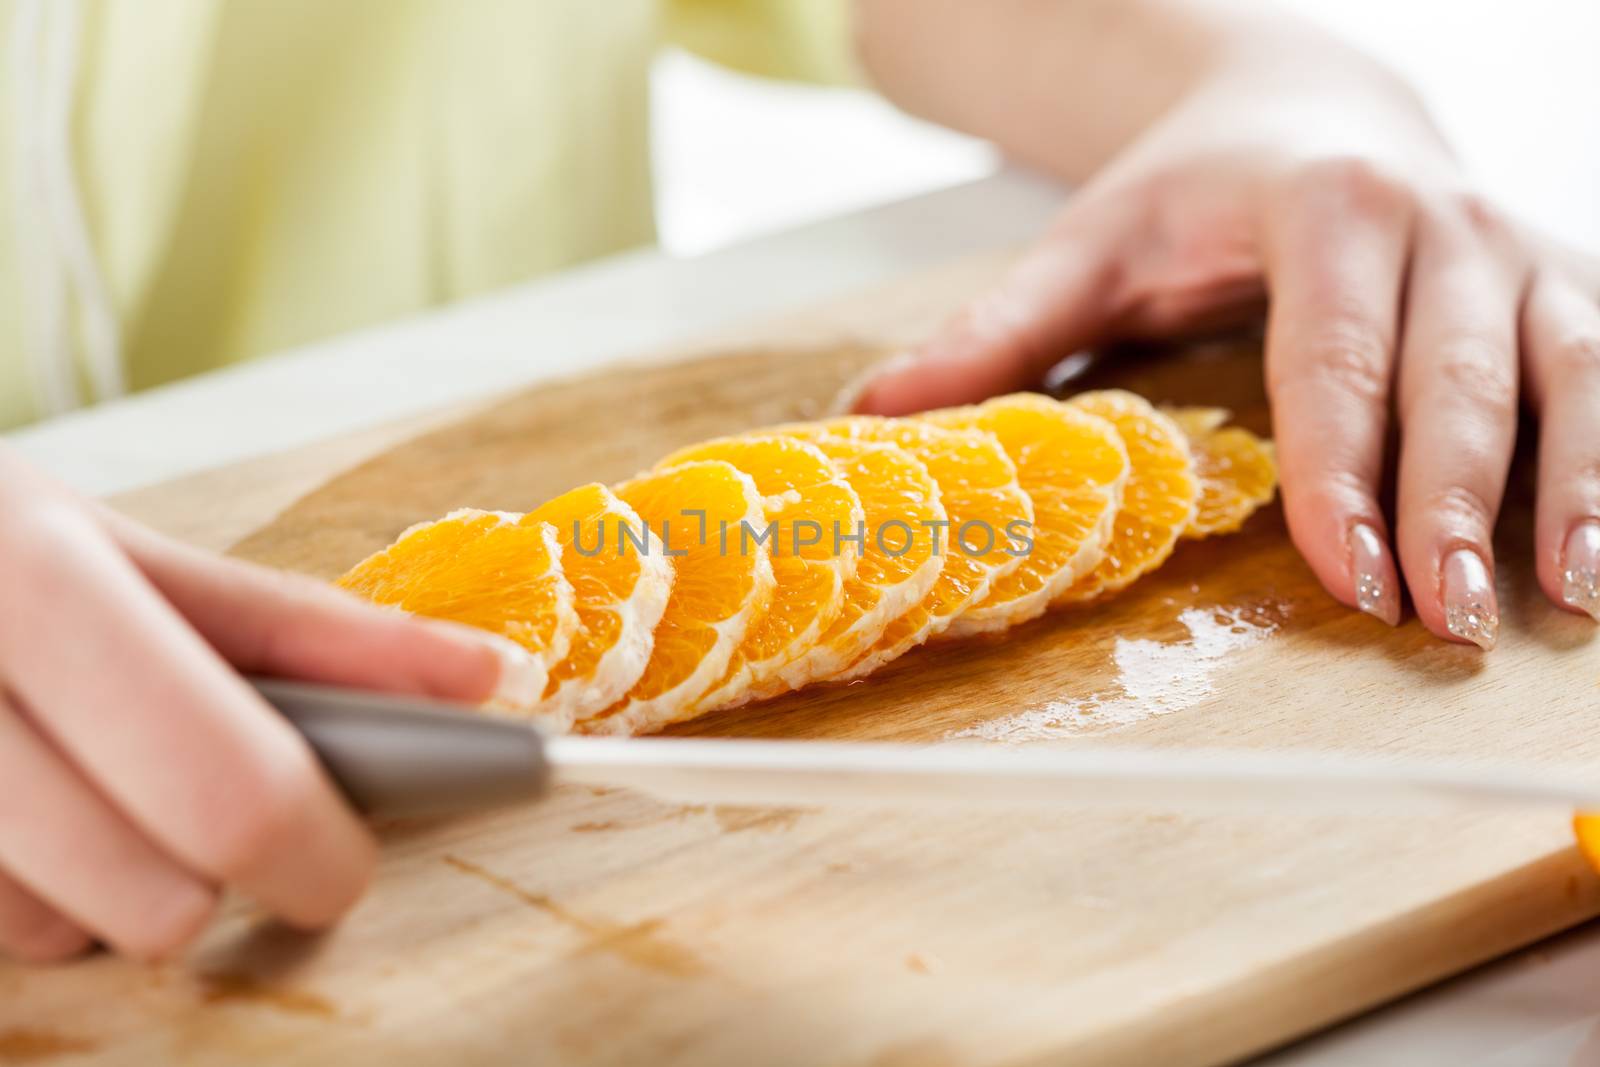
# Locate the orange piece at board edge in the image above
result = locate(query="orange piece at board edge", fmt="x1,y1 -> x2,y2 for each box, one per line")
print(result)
1572,813 -> 1600,874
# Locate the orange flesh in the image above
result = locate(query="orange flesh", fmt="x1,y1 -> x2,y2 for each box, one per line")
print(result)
1575,814 -> 1600,875
924,394 -> 1126,631
802,416 -> 1032,674
759,436 -> 944,693
659,436 -> 861,691
337,510 -> 569,657
581,460 -> 772,729
1165,406 -> 1279,539
524,483 -> 663,706
1059,390 -> 1198,602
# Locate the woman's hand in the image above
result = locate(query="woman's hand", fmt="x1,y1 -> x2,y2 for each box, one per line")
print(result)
0,449 -> 534,962
853,58 -> 1600,648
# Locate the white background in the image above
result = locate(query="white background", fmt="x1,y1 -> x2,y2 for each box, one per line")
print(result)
652,0 -> 1600,258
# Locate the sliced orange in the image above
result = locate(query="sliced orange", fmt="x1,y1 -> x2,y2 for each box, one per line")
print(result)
792,417 -> 1032,678
655,435 -> 864,710
749,437 -> 945,697
1056,390 -> 1198,603
923,394 -> 1126,635
336,509 -> 578,713
576,461 -> 775,735
1166,406 -> 1279,539
1166,406 -> 1230,436
1575,814 -> 1600,876
522,483 -> 673,729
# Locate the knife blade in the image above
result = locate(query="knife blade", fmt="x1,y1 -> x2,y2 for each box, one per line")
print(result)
253,678 -> 1600,818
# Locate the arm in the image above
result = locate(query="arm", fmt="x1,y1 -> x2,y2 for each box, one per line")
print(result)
856,0 -> 1434,185
853,0 -> 1600,650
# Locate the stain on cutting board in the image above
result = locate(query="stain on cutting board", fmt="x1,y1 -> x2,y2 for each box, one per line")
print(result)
443,855 -> 706,978
0,1028 -> 96,1063
198,972 -> 339,1019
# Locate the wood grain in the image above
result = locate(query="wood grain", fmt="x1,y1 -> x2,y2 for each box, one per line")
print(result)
7,257 -> 1600,1067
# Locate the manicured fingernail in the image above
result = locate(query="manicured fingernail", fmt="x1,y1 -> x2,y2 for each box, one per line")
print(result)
1349,523 -> 1400,626
484,636 -> 546,708
1441,548 -> 1498,650
1562,520 -> 1600,622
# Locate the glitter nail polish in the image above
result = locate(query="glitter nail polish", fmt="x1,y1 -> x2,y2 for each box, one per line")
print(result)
1562,520 -> 1600,622
1349,523 -> 1400,626
1441,548 -> 1498,651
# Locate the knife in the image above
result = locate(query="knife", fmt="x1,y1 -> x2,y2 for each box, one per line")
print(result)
252,678 -> 1600,818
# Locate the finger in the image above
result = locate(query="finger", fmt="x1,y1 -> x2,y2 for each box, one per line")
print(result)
1262,160 -> 1413,626
0,693 -> 215,961
102,511 -> 538,706
1522,273 -> 1600,619
852,212 -> 1121,414
1395,208 -> 1525,649
0,503 -> 376,928
0,867 -> 92,964
1527,227 -> 1600,301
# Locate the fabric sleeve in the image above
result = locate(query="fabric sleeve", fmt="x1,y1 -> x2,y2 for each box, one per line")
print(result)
664,0 -> 861,86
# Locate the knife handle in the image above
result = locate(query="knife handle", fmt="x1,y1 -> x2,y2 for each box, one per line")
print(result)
250,678 -> 552,817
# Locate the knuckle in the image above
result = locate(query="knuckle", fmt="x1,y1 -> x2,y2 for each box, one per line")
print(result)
1315,467 -> 1375,508
958,295 -> 1055,380
1122,170 -> 1180,216
0,501 -> 70,564
1450,190 -> 1510,240
201,755 -> 323,883
1566,455 -> 1600,493
1292,156 -> 1410,216
0,505 -> 95,635
1273,323 -> 1391,404
1283,469 -> 1373,527
1431,341 -> 1518,412
118,883 -> 219,962
1543,333 -> 1600,383
1419,484 -> 1498,537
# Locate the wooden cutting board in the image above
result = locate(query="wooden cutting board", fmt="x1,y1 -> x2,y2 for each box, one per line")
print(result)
7,253 -> 1600,1067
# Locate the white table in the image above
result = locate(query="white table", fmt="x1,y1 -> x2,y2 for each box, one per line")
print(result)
10,157 -> 1600,1067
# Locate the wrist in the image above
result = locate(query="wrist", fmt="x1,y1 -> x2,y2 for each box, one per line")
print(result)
1198,22 -> 1444,154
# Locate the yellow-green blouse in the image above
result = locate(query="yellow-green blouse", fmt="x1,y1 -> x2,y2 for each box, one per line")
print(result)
0,0 -> 853,429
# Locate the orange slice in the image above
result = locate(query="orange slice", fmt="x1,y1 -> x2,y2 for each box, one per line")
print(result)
793,417 -> 1032,678
655,435 -> 864,710
577,461 -> 775,735
1575,814 -> 1600,875
522,483 -> 674,729
750,437 -> 945,697
1056,390 -> 1198,603
924,394 -> 1126,635
1166,406 -> 1230,436
1166,406 -> 1279,539
336,509 -> 578,713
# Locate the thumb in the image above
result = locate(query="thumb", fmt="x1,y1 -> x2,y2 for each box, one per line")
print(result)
852,224 -> 1120,415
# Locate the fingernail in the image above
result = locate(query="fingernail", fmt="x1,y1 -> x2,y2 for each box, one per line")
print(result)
1349,523 -> 1400,626
484,635 -> 547,709
1562,520 -> 1600,622
832,351 -> 918,415
1441,548 -> 1498,650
